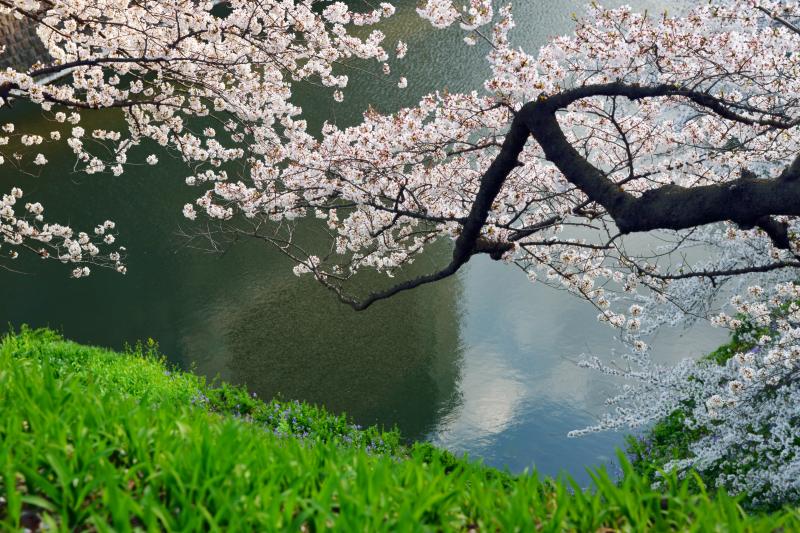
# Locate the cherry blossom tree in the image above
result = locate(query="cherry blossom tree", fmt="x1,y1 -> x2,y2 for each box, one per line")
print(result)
3,0 -> 800,501
6,0 -> 796,311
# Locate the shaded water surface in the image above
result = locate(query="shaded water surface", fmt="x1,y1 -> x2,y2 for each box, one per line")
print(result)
1,0 -> 723,482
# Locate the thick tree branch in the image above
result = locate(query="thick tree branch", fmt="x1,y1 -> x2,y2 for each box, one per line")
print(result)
524,82 -> 800,237
331,81 -> 800,309
330,109 -> 531,310
756,5 -> 800,37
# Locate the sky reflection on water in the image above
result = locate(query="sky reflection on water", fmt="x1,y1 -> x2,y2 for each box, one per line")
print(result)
428,256 -> 726,481
0,0 -> 726,483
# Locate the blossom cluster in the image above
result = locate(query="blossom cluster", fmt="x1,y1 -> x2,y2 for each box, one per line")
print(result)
273,0 -> 800,313
574,282 -> 800,505
0,187 -> 125,276
2,0 -> 800,503
1,0 -> 405,275
1,0 -> 798,317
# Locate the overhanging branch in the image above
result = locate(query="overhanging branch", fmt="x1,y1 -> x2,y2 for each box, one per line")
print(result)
326,81 -> 800,309
524,82 -> 800,238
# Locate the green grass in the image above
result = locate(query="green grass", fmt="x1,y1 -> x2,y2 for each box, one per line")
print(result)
1,328 -> 799,531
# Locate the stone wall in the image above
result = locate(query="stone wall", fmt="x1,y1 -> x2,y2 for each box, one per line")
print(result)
0,13 -> 50,72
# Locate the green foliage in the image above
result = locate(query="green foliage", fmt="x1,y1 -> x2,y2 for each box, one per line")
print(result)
705,325 -> 763,366
624,409 -> 710,492
1,327 -> 799,530
6,326 -> 400,456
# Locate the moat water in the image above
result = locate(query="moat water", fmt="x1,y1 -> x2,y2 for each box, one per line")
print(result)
1,0 -> 723,482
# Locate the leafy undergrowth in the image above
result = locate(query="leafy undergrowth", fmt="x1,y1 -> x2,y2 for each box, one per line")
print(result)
1,328 -> 799,531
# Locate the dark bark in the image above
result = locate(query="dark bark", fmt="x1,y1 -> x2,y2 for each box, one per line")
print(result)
451,110 -> 530,264
523,83 -> 800,247
333,82 -> 800,309
332,109 -> 532,310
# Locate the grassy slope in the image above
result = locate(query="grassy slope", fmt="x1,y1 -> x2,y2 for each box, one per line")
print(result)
1,328 -> 798,531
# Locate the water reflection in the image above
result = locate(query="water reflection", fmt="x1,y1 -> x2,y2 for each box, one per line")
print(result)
430,256 -> 727,481
1,0 -> 721,484
177,241 -> 465,439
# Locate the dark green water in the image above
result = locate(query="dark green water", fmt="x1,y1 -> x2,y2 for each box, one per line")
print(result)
1,0 -> 724,482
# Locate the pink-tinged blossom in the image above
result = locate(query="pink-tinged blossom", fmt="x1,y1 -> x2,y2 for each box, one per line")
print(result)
1,4 -> 799,490
0,187 -> 125,275
395,40 -> 407,58
416,0 -> 459,29
183,204 -> 197,220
